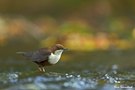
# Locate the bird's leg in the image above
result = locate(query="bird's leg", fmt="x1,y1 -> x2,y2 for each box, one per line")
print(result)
38,66 -> 45,72
42,67 -> 45,72
38,67 -> 42,72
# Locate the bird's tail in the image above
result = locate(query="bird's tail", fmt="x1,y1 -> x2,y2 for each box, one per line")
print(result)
16,51 -> 33,58
16,52 -> 26,55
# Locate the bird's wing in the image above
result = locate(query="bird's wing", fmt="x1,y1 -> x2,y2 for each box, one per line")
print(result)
18,48 -> 51,62
31,48 -> 51,62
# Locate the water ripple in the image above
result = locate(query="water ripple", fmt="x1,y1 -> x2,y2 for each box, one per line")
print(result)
1,70 -> 135,90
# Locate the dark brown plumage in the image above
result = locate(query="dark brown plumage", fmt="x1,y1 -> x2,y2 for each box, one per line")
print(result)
17,44 -> 67,72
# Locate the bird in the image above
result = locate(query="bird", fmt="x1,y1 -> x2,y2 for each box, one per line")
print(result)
17,44 -> 67,72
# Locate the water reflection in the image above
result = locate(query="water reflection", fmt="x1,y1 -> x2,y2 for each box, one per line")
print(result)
1,51 -> 135,90
0,69 -> 134,90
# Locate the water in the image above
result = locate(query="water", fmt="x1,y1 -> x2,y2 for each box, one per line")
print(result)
1,50 -> 135,90
1,70 -> 135,90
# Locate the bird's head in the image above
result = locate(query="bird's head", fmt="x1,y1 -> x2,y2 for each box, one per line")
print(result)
51,44 -> 68,55
54,44 -> 67,50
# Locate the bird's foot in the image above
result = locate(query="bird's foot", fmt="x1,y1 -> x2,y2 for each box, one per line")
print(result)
38,67 -> 45,72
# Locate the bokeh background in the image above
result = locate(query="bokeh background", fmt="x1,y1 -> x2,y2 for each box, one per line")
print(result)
1,0 -> 135,90
0,0 -> 135,51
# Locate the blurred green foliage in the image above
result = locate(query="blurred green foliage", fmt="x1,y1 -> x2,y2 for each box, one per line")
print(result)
0,0 -> 135,51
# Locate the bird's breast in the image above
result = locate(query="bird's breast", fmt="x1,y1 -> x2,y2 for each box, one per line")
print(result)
48,53 -> 61,64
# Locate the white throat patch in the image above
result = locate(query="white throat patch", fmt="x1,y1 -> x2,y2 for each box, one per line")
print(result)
48,50 -> 63,64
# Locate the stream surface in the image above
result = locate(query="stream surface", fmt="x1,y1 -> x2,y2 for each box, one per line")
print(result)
0,49 -> 135,90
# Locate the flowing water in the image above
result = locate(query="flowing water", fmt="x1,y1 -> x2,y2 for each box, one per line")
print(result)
1,49 -> 135,90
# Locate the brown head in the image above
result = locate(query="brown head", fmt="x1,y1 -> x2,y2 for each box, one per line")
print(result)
51,44 -> 67,53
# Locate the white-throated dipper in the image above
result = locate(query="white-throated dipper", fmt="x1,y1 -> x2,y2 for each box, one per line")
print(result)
17,44 -> 67,72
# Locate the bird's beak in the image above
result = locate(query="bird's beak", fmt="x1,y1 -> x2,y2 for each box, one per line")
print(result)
63,48 -> 68,51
